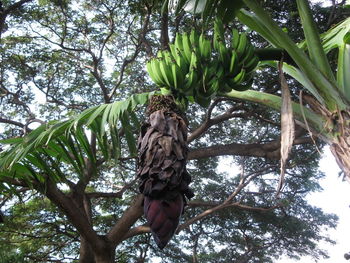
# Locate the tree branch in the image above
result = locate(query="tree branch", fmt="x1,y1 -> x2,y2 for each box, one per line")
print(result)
86,192 -> 123,199
188,134 -> 312,160
188,100 -> 251,143
0,118 -> 25,128
43,179 -> 105,253
160,0 -> 170,49
121,166 -> 280,240
122,225 -> 150,240
106,194 -> 143,246
108,4 -> 152,100
177,166 -> 278,233
0,0 -> 34,37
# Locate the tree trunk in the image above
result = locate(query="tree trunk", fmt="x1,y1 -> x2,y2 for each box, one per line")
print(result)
319,109 -> 350,180
300,96 -> 350,180
79,236 -> 95,263
93,238 -> 116,263
94,251 -> 115,263
330,135 -> 350,181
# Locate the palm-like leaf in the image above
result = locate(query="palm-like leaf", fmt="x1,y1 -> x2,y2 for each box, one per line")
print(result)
0,92 -> 153,183
238,0 -> 345,111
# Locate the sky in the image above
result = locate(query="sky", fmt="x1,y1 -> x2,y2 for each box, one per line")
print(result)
281,147 -> 350,263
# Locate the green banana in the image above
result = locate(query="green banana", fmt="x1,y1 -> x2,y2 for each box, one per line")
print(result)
147,26 -> 257,101
240,43 -> 255,66
169,43 -> 180,63
146,60 -> 162,86
244,55 -> 260,73
231,28 -> 240,50
189,51 -> 198,71
174,33 -> 186,61
232,68 -> 246,85
170,39 -> 190,76
211,78 -> 221,93
183,52 -> 199,95
151,59 -> 168,87
194,83 -> 212,107
236,32 -> 248,59
219,81 -> 235,93
195,95 -> 211,107
171,63 -> 184,90
190,30 -> 199,50
183,69 -> 198,95
206,63 -> 219,82
159,58 -> 174,88
215,63 -> 225,81
177,53 -> 189,77
206,76 -> 220,96
229,50 -> 239,76
190,30 -> 202,63
225,79 -> 237,92
156,50 -> 164,59
232,78 -> 253,91
218,41 -> 230,68
201,67 -> 211,90
162,50 -> 174,65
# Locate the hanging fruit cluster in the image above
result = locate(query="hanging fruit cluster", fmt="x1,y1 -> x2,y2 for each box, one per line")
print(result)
146,19 -> 260,107
137,95 -> 194,249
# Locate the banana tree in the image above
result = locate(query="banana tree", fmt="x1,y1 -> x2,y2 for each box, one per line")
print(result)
173,0 -> 350,180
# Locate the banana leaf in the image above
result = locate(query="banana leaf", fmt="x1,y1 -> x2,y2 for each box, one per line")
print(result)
0,92 -> 153,184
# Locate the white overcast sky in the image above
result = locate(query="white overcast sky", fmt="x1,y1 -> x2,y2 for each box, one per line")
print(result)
280,147 -> 350,263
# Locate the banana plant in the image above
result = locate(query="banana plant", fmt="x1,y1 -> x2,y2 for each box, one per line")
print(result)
173,0 -> 350,180
232,0 -> 350,179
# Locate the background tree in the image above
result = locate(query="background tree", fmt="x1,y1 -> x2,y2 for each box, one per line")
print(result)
0,0 -> 345,262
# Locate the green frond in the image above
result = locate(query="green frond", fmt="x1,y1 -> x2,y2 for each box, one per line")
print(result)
0,92 -> 153,184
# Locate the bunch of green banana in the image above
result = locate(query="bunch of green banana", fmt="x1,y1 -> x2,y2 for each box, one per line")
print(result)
210,18 -> 260,93
146,30 -> 216,106
222,27 -> 260,92
145,18 -> 260,108
146,50 -> 184,92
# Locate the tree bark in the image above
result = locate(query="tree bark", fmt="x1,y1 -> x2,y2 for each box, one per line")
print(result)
330,141 -> 350,179
79,194 -> 96,263
188,136 -> 313,160
316,110 -> 350,180
79,236 -> 95,263
107,194 -> 143,245
160,0 -> 169,49
93,239 -> 116,263
329,111 -> 350,180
